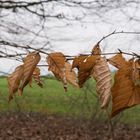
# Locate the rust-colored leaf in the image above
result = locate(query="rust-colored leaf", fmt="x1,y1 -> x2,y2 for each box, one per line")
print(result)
72,55 -> 97,87
91,43 -> 101,55
137,59 -> 140,67
32,67 -> 43,88
29,67 -> 43,88
110,55 -> 140,117
92,57 -> 112,108
132,59 -> 140,86
7,65 -> 23,102
65,62 -> 79,88
18,52 -> 41,95
108,53 -> 127,69
72,55 -> 87,69
47,52 -> 67,91
28,78 -> 32,88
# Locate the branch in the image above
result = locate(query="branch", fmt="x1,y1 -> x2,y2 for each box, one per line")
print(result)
67,51 -> 140,59
0,40 -> 49,55
0,1 -> 53,9
97,30 -> 140,44
1,30 -> 140,60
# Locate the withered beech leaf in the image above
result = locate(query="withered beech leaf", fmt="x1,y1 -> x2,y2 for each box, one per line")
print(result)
28,78 -> 32,88
32,67 -> 43,88
92,57 -> 112,108
29,67 -> 43,88
132,59 -> 140,86
136,58 -> 140,70
72,55 -> 97,87
47,52 -> 67,91
72,55 -> 87,70
7,65 -> 24,102
65,62 -> 79,88
110,55 -> 140,117
108,53 -> 127,69
91,43 -> 101,55
18,52 -> 41,95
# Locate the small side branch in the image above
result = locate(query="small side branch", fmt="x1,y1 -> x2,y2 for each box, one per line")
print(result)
97,30 -> 140,44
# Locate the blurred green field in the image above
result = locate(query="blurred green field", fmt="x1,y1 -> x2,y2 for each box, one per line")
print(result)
0,77 -> 140,124
0,77 -> 98,117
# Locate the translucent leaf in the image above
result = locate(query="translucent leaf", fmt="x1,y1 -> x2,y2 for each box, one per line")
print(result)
92,57 -> 112,108
65,62 -> 79,88
7,65 -> 23,101
30,67 -> 43,88
91,43 -> 101,55
18,52 -> 41,95
47,52 -> 67,91
109,55 -> 140,117
72,55 -> 97,87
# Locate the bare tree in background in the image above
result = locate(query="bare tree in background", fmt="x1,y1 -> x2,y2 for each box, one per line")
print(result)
0,0 -> 140,74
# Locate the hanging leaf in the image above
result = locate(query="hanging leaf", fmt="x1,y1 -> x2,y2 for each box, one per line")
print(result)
72,55 -> 97,87
137,59 -> 140,68
65,62 -> 79,88
18,52 -> 41,95
92,57 -> 112,108
47,52 -> 67,91
7,65 -> 24,102
33,67 -> 43,87
91,43 -> 101,55
132,59 -> 140,86
72,55 -> 87,70
108,53 -> 127,69
28,78 -> 32,88
109,54 -> 140,117
72,44 -> 101,88
29,67 -> 43,88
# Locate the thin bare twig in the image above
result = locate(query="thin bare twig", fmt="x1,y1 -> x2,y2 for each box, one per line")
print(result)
97,30 -> 140,44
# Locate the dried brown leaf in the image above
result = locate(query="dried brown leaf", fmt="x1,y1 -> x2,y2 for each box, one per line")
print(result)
136,59 -> 140,75
33,67 -> 43,87
72,55 -> 87,69
72,55 -> 97,87
7,65 -> 24,101
47,52 -> 67,91
108,53 -> 127,69
65,62 -> 79,88
18,52 -> 41,95
110,55 -> 140,117
28,78 -> 32,88
91,43 -> 101,55
132,59 -> 140,86
92,57 -> 112,108
29,67 -> 43,88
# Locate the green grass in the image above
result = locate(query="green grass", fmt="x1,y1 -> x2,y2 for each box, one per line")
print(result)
0,77 -> 140,124
0,77 -> 98,117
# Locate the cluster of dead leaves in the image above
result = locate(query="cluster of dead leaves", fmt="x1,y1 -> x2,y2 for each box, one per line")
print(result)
71,44 -> 112,109
47,52 -> 79,92
7,52 -> 42,102
7,45 -> 140,118
46,44 -> 112,110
